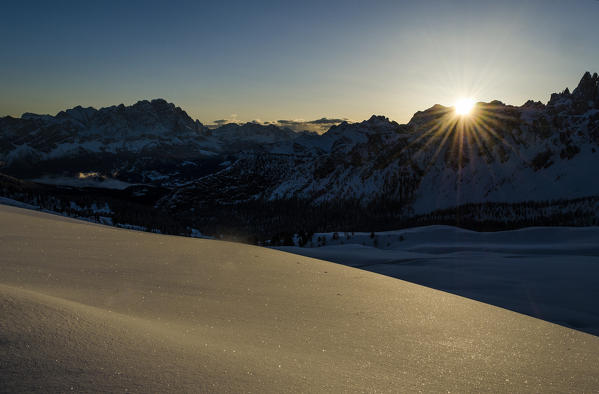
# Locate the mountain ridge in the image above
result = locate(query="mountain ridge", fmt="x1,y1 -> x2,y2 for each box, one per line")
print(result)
1,72 -> 599,238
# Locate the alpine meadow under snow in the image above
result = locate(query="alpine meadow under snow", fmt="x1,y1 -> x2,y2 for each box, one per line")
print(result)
277,225 -> 599,336
2,204 -> 599,392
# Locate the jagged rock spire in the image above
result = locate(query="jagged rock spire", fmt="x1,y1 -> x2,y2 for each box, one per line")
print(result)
548,71 -> 599,111
572,71 -> 599,103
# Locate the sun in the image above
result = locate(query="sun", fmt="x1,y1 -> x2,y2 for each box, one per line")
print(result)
454,98 -> 476,116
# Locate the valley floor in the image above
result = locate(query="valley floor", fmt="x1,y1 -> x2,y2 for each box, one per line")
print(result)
1,204 -> 599,392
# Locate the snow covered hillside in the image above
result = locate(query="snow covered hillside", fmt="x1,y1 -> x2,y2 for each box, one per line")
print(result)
2,204 -> 599,392
0,99 -> 303,187
277,225 -> 599,336
160,71 -> 599,222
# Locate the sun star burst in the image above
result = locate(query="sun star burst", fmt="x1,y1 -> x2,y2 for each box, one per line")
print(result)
455,98 -> 476,116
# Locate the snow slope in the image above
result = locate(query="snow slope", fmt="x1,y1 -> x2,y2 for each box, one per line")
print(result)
2,204 -> 599,392
278,225 -> 599,336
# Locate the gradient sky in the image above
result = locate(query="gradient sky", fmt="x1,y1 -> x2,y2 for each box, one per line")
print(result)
1,0 -> 598,125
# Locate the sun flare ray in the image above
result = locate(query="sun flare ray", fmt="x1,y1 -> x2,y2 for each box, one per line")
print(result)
455,98 -> 476,116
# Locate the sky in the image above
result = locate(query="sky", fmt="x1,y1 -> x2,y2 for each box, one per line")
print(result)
1,0 -> 598,125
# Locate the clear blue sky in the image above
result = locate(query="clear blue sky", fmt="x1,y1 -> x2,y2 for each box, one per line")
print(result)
1,0 -> 598,124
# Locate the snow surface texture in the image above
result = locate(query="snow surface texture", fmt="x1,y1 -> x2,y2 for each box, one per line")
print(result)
2,204 -> 599,392
277,225 -> 599,336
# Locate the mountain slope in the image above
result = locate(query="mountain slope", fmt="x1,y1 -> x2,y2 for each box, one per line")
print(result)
2,204 -> 599,392
277,225 -> 599,336
160,73 -> 599,220
0,99 -> 302,186
1,72 -> 599,236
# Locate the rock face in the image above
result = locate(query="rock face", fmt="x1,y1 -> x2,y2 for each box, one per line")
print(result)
1,72 -> 599,232
157,72 -> 599,222
549,72 -> 599,114
572,71 -> 599,103
0,99 -> 301,184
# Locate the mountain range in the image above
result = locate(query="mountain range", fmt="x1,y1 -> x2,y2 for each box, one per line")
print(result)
1,72 -> 598,240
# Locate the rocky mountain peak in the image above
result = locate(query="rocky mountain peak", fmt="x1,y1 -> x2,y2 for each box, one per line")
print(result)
522,100 -> 545,109
548,72 -> 599,111
57,106 -> 97,124
322,115 -> 400,140
407,104 -> 452,126
366,115 -> 389,123
572,71 -> 599,103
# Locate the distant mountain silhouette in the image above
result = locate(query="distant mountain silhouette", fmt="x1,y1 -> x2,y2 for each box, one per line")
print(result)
1,72 -> 599,238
